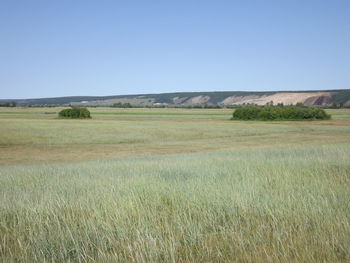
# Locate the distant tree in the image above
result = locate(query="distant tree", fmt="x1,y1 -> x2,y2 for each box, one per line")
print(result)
112,102 -> 132,108
331,102 -> 339,109
265,101 -> 274,106
0,101 -> 16,107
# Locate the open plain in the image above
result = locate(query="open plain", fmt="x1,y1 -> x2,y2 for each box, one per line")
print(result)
1,107 -> 350,262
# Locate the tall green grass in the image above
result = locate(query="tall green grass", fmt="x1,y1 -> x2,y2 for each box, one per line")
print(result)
1,144 -> 349,262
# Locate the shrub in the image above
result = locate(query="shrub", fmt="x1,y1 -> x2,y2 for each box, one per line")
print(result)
59,107 -> 91,119
232,106 -> 330,121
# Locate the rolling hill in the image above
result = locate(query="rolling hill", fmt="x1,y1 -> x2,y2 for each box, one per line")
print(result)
1,89 -> 350,106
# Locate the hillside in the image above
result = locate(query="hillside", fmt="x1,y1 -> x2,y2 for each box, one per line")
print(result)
1,89 -> 350,106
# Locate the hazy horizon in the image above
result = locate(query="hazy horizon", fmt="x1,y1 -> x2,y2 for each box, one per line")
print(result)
1,1 -> 349,99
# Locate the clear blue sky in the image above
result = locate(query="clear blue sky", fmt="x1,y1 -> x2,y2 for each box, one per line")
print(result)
1,0 -> 349,99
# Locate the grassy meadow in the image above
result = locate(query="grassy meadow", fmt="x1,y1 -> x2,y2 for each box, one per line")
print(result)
1,107 -> 350,262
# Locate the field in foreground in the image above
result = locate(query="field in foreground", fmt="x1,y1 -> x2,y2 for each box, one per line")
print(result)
1,108 -> 350,262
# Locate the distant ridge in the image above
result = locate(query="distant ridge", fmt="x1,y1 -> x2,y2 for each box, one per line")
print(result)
1,89 -> 350,106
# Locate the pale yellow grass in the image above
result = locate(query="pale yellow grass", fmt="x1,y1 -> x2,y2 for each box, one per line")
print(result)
0,108 -> 349,164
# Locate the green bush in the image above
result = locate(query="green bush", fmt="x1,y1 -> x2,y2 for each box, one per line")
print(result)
232,106 -> 330,121
59,107 -> 91,119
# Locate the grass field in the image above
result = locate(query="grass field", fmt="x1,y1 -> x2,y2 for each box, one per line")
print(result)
1,108 -> 350,262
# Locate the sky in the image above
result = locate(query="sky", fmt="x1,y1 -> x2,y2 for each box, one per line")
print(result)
1,0 -> 349,99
